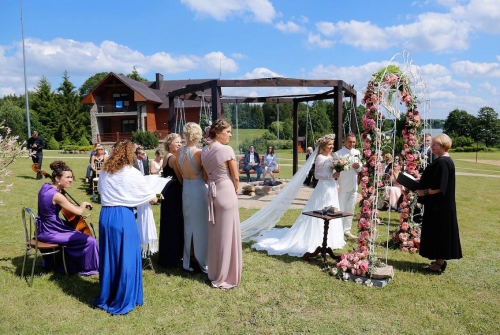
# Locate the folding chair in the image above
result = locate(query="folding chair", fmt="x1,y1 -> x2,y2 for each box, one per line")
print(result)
91,176 -> 100,202
21,207 -> 68,286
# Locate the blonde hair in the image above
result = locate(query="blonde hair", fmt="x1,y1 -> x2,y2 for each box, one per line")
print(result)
183,122 -> 203,142
164,133 -> 181,154
433,133 -> 452,152
316,134 -> 335,153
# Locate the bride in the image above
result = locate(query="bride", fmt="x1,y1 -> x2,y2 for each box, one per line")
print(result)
251,134 -> 346,257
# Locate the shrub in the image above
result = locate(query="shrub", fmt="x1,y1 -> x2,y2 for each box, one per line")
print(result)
452,136 -> 474,148
46,137 -> 60,150
62,145 -> 80,152
78,145 -> 94,152
77,136 -> 90,146
61,138 -> 71,146
131,130 -> 159,150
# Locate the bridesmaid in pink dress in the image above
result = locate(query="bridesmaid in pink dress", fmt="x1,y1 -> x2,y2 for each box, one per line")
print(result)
201,119 -> 242,289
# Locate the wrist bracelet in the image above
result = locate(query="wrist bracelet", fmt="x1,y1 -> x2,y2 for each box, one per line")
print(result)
423,189 -> 429,196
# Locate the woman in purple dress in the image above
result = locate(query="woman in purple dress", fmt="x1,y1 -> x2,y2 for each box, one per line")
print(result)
37,161 -> 98,275
201,120 -> 242,289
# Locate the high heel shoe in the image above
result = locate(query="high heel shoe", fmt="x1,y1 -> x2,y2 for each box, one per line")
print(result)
426,261 -> 447,274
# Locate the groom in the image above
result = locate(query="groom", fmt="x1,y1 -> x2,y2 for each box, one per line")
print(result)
333,133 -> 362,239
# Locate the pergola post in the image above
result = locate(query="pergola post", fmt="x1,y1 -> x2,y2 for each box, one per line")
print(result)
292,99 -> 299,175
168,96 -> 175,134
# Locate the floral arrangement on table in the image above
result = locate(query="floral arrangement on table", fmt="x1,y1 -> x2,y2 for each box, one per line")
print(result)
331,154 -> 351,173
202,125 -> 212,147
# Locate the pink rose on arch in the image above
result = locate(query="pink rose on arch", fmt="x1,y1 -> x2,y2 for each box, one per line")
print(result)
402,247 -> 409,252
362,176 -> 369,184
401,222 -> 409,232
408,240 -> 414,247
364,149 -> 372,158
408,140 -> 414,146
401,213 -> 409,219
359,260 -> 369,273
410,247 -> 418,253
368,186 -> 375,194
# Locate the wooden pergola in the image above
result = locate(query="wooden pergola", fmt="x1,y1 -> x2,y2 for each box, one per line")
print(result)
167,78 -> 357,174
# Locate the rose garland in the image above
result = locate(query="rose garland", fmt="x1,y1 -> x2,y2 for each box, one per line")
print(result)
335,65 -> 425,278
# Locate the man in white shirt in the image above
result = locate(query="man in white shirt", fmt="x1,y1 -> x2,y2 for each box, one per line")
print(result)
333,133 -> 362,239
133,146 -> 150,176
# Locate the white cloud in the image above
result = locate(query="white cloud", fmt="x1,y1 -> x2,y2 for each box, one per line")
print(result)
180,0 -> 277,23
451,60 -> 500,77
200,51 -> 238,74
451,0 -> 500,34
480,81 -> 499,95
307,33 -> 334,49
231,53 -> 247,59
275,21 -> 305,33
241,67 -> 283,79
0,38 -> 240,95
315,20 -> 392,50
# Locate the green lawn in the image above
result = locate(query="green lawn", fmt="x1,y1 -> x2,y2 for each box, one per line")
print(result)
1,151 -> 499,334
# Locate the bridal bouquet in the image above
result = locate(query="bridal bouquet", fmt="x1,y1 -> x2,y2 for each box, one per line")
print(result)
331,155 -> 351,173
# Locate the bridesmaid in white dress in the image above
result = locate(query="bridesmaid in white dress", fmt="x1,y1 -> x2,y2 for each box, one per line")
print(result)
252,134 -> 345,256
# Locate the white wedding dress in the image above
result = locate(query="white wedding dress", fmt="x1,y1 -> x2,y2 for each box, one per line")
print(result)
251,154 -> 346,257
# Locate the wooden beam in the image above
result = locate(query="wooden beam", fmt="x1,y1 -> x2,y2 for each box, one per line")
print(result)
167,80 -> 215,97
218,78 -> 340,88
169,96 -> 175,134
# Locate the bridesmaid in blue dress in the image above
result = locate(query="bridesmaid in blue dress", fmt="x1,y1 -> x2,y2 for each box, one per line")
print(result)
94,140 -> 157,315
37,161 -> 98,275
177,122 -> 209,273
158,133 -> 184,267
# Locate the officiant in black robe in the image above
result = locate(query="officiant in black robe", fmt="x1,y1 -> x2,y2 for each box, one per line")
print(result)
416,134 -> 462,274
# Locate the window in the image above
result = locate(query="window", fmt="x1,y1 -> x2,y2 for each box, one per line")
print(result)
122,119 -> 136,133
113,93 -> 128,111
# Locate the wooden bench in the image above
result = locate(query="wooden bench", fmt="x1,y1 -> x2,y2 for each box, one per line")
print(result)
238,155 -> 279,175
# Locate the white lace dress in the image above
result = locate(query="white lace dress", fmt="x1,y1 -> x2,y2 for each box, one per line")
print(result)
252,154 -> 346,256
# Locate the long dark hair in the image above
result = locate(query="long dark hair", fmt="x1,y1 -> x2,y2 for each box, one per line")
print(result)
267,145 -> 275,156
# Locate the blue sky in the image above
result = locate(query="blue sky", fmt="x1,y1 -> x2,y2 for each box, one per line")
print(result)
1,0 -> 499,119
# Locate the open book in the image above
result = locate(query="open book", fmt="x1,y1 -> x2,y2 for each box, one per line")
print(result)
396,172 -> 420,191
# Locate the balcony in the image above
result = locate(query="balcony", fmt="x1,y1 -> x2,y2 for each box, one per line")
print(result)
95,102 -> 138,116
97,132 -> 133,143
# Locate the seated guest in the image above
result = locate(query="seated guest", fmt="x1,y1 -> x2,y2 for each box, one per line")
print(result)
303,146 -> 316,186
149,149 -> 163,175
243,145 -> 262,182
380,161 -> 403,211
133,146 -> 150,175
89,144 -> 106,190
94,140 -> 157,315
262,145 -> 278,183
37,161 -> 98,275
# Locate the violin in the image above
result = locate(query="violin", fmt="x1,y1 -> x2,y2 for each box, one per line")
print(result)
41,171 -> 95,236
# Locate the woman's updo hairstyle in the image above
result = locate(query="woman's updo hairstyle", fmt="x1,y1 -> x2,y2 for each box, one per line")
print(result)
49,160 -> 72,182
208,119 -> 232,139
183,122 -> 203,142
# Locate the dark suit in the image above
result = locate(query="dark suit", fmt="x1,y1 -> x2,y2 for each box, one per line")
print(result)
420,146 -> 436,171
134,157 -> 150,175
27,135 -> 44,180
243,151 -> 262,181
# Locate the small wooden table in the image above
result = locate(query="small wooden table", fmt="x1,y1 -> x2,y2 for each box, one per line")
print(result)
301,211 -> 353,265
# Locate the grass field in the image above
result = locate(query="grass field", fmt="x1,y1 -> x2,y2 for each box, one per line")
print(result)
0,150 -> 499,334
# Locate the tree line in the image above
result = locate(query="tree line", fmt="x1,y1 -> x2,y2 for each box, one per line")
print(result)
1,68 -> 497,152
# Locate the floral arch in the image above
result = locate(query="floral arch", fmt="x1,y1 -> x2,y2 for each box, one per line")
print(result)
336,51 -> 431,280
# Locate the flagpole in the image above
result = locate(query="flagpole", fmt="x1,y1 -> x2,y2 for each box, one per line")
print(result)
20,0 -> 31,137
